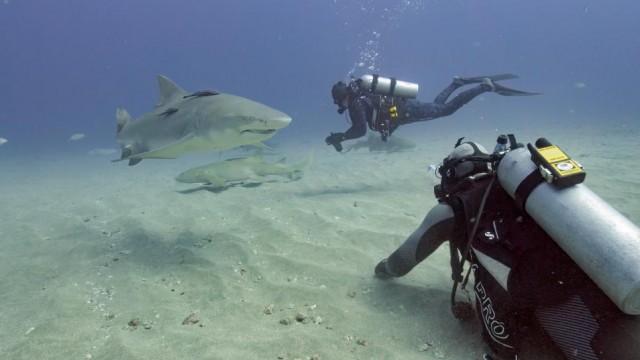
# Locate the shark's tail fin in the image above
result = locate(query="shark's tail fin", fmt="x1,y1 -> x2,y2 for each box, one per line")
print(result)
116,108 -> 132,134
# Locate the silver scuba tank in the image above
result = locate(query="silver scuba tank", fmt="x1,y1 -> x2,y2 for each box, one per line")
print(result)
497,147 -> 640,315
359,74 -> 419,99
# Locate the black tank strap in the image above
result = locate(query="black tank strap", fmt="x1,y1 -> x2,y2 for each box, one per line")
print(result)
514,169 -> 544,212
389,78 -> 397,96
371,74 -> 379,93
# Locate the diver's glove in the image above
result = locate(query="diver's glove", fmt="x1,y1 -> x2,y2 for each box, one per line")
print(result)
325,132 -> 345,152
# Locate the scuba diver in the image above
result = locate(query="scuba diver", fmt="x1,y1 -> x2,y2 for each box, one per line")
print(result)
374,135 -> 640,360
325,74 -> 538,152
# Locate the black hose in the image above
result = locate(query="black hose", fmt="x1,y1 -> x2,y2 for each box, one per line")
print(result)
450,175 -> 496,312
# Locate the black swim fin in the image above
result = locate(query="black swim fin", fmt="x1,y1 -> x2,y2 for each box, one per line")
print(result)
493,82 -> 541,96
456,73 -> 519,84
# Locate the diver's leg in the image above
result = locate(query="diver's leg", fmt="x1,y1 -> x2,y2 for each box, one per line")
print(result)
439,83 -> 491,116
400,100 -> 443,123
375,203 -> 455,277
399,83 -> 489,124
433,78 -> 465,104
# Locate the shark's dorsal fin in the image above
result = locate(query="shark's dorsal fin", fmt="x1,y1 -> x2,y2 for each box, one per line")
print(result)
156,75 -> 187,107
116,107 -> 132,134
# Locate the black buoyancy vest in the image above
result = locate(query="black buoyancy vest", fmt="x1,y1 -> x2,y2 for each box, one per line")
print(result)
445,179 -> 595,310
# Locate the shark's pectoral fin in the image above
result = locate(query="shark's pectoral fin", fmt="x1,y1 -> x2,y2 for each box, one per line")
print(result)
112,144 -> 146,165
121,144 -> 133,159
128,158 -> 143,166
111,145 -> 142,166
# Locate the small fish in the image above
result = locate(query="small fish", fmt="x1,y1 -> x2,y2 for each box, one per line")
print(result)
574,82 -> 587,89
88,148 -> 118,156
0,137 -> 7,146
69,133 -> 86,141
158,107 -> 178,117
183,90 -> 220,99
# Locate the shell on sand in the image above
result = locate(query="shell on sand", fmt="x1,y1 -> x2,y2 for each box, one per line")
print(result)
69,133 -> 86,141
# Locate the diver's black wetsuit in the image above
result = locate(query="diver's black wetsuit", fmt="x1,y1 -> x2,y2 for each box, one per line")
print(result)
342,95 -> 372,140
342,80 -> 489,141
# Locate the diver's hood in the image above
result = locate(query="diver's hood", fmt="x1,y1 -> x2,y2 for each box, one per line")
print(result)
332,81 -> 349,114
332,81 -> 349,102
332,80 -> 361,114
439,142 -> 491,181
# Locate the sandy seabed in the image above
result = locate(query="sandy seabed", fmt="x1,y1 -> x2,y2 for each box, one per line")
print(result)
1,121 -> 638,360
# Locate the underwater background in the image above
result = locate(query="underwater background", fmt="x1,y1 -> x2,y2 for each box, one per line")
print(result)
0,1 -> 639,359
1,0 -> 639,151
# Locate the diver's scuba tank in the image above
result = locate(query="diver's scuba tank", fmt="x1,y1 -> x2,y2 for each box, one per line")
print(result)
358,74 -> 419,99
497,138 -> 640,315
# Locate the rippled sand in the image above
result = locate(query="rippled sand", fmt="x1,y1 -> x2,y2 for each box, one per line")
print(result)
0,122 -> 638,359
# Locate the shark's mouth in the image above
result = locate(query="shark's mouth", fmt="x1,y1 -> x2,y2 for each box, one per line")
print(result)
241,129 -> 277,135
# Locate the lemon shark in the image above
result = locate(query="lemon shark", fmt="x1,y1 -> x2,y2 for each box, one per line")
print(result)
115,75 -> 292,166
175,155 -> 312,189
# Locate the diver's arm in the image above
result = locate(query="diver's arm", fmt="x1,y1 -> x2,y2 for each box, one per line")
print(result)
376,203 -> 455,277
342,121 -> 366,140
342,98 -> 368,140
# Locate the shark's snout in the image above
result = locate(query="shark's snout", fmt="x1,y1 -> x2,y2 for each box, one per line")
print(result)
239,109 -> 291,135
268,113 -> 292,129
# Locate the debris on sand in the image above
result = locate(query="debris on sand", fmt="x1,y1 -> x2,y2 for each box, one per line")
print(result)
182,312 -> 200,325
127,318 -> 152,330
263,304 -> 275,315
127,318 -> 141,328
